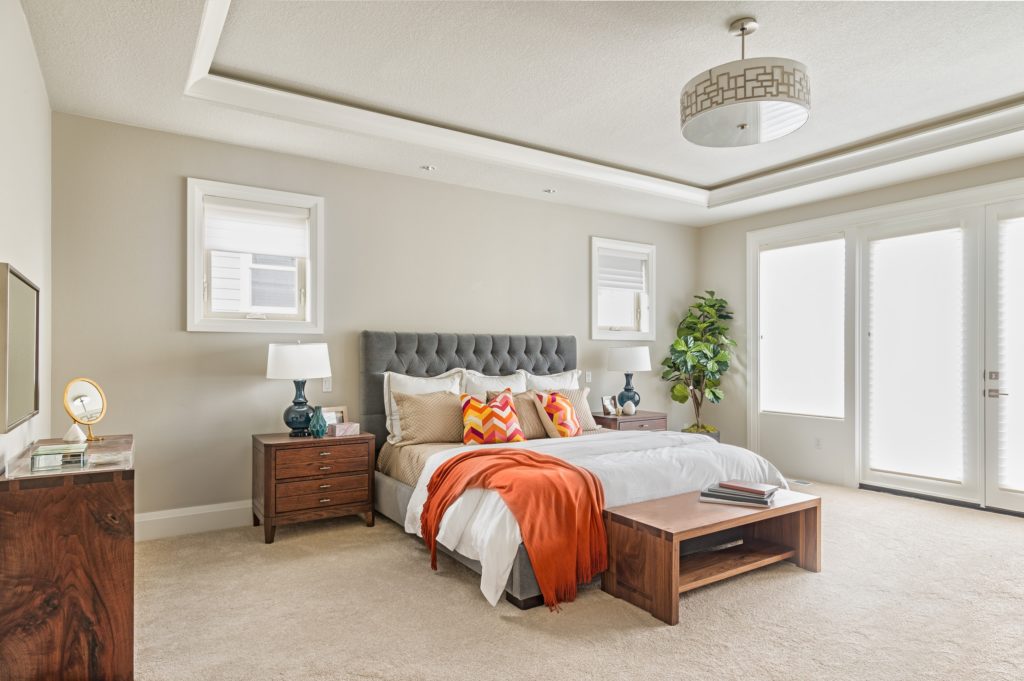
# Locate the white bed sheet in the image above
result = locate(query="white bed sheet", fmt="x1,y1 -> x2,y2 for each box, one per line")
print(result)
404,430 -> 788,605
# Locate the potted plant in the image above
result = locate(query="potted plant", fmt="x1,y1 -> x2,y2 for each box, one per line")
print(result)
661,291 -> 735,441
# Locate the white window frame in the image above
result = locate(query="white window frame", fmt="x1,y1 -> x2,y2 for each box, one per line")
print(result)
187,178 -> 325,334
591,237 -> 656,341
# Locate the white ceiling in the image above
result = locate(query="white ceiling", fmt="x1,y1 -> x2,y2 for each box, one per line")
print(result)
20,0 -> 1024,226
213,1 -> 1024,187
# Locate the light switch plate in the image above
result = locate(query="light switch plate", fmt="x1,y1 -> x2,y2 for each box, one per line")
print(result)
322,377 -> 332,392
585,370 -> 592,384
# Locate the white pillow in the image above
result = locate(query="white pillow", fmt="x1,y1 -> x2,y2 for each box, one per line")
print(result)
463,370 -> 528,400
383,369 -> 463,443
523,369 -> 581,392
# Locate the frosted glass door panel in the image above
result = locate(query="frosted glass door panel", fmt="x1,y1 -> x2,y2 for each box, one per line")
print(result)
867,229 -> 964,482
996,217 -> 1024,492
759,239 -> 845,418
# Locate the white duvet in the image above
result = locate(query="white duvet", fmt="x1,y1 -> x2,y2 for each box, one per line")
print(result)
405,430 -> 788,605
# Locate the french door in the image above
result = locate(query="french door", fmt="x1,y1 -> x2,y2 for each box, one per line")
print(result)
860,203 -> 1024,513
860,210 -> 983,503
984,201 -> 1024,513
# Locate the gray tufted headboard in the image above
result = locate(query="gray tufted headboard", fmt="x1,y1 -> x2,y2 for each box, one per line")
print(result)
360,331 -> 577,451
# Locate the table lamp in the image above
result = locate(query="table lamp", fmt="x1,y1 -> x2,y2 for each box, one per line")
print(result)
267,342 -> 332,437
607,346 -> 651,407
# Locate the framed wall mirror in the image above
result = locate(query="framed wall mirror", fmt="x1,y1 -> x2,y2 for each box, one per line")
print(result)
1,263 -> 40,433
591,237 -> 656,341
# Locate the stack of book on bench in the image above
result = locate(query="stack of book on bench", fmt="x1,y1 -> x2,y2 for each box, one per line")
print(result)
699,480 -> 780,507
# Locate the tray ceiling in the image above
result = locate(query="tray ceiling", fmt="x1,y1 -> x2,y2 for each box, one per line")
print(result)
212,1 -> 1024,188
20,0 -> 1024,225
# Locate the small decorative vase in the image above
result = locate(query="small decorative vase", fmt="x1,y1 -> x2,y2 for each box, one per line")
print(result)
309,406 -> 328,439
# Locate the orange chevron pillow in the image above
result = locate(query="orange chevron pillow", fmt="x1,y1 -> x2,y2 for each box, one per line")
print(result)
534,391 -> 583,438
460,390 -> 526,445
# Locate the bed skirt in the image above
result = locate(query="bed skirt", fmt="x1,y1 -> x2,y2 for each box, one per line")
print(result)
374,471 -> 545,608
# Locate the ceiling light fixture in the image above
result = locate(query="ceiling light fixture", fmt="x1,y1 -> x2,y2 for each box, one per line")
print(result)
680,17 -> 810,147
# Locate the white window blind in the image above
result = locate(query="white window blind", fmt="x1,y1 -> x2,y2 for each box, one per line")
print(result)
997,217 -> 1024,492
758,238 -> 845,418
867,228 -> 965,482
203,196 -> 309,258
596,248 -> 650,333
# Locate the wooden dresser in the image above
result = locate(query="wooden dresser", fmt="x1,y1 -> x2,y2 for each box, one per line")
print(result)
592,410 -> 668,432
252,433 -> 375,543
0,435 -> 135,681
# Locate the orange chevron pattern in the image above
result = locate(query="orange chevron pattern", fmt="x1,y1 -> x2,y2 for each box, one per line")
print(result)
535,391 -> 582,438
460,390 -> 526,445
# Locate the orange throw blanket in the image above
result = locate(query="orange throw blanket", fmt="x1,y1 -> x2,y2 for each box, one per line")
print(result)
420,448 -> 607,610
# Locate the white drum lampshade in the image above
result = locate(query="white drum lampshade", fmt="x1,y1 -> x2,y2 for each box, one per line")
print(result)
606,346 -> 652,373
266,343 -> 332,380
607,346 -> 651,408
266,342 -> 331,437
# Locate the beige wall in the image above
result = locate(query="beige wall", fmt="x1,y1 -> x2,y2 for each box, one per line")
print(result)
51,113 -> 699,514
697,156 -> 1024,482
0,0 -> 51,470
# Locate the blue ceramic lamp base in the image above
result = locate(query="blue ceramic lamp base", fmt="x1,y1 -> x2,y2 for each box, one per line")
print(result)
617,372 -> 641,407
283,379 -> 313,437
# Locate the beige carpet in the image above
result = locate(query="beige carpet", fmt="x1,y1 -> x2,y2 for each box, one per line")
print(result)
135,484 -> 1024,681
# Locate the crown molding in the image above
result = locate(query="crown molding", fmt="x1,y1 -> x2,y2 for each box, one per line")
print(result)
186,0 -> 1024,213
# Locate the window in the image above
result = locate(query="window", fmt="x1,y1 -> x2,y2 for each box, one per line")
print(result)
758,238 -> 845,418
591,237 -> 655,341
187,179 -> 324,333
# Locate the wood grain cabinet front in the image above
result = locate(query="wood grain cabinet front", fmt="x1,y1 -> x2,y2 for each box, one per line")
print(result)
253,433 -> 375,543
0,435 -> 135,681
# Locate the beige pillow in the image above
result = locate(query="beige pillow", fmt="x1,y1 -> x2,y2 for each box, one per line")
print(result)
531,387 -> 599,432
487,390 -> 548,440
393,391 -> 463,445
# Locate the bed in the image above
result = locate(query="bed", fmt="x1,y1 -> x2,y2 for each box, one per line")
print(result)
361,330 -> 787,608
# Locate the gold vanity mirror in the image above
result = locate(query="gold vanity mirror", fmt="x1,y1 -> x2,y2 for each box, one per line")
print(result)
63,378 -> 107,441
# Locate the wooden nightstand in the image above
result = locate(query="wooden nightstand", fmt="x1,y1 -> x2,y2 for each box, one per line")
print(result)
592,410 -> 668,432
252,432 -> 375,544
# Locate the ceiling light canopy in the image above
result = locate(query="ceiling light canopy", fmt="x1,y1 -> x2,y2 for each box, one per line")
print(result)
680,18 -> 810,148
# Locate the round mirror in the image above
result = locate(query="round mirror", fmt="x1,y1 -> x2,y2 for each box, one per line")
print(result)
63,378 -> 106,441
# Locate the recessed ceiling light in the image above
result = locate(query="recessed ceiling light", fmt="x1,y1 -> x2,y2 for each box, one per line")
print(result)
419,165 -> 437,171
543,188 -> 557,194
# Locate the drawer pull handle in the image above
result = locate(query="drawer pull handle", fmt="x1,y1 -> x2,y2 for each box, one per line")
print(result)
319,484 -> 331,489
638,424 -> 648,428
319,465 -> 332,471
319,498 -> 331,504
319,451 -> 331,457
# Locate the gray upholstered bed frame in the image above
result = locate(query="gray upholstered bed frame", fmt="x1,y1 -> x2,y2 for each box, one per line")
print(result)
360,331 -> 577,609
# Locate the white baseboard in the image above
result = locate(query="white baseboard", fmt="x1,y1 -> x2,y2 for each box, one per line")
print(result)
135,499 -> 251,542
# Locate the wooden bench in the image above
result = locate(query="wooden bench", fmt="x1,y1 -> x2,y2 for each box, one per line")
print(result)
602,489 -> 821,624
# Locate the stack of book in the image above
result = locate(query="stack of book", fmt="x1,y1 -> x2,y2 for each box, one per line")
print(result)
699,480 -> 779,507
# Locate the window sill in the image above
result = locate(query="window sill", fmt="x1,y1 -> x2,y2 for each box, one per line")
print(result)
187,317 -> 324,334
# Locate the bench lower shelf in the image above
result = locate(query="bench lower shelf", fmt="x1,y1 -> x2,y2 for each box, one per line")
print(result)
678,539 -> 796,593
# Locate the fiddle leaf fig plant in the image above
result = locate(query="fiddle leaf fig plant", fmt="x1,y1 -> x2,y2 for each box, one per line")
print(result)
661,291 -> 735,434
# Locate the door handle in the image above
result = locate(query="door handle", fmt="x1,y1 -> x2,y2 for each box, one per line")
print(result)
987,389 -> 1010,398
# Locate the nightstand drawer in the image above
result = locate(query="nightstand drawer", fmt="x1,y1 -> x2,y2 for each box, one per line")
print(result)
618,418 -> 667,432
276,473 -> 367,499
276,483 -> 369,513
275,444 -> 369,480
